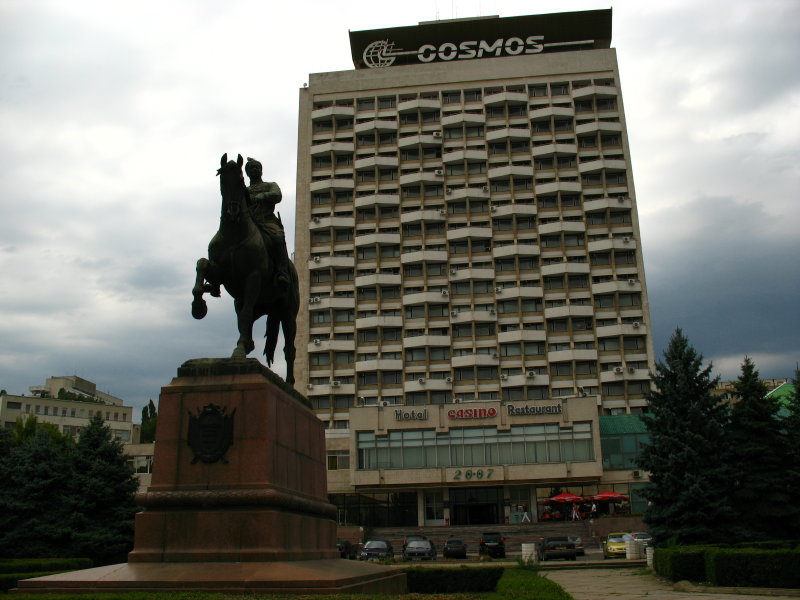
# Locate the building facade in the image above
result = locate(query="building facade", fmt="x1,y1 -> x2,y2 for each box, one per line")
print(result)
0,375 -> 135,442
294,9 -> 654,527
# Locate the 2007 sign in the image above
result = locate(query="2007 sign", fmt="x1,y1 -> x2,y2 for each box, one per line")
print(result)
452,468 -> 494,481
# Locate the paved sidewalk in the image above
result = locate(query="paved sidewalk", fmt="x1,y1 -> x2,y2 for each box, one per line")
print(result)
546,568 -> 800,600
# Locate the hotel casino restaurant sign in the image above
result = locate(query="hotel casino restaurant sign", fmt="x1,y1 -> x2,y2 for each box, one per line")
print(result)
349,9 -> 611,70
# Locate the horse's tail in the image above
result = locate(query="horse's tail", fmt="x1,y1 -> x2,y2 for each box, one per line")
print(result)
264,313 -> 280,366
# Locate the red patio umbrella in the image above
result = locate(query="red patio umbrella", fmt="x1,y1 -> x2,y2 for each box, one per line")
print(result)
546,492 -> 585,503
591,490 -> 630,502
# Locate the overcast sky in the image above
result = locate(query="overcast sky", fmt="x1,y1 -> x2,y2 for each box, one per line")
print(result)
1,0 -> 798,419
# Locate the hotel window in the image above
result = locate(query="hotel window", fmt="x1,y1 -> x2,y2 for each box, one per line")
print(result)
358,329 -> 378,343
524,342 -> 545,356
357,98 -> 375,110
602,382 -> 625,396
327,450 -> 351,471
599,337 -> 620,351
575,361 -> 597,375
405,348 -> 426,362
442,91 -> 461,104
465,126 -> 484,138
623,336 -> 646,351
429,347 -> 450,361
463,89 -> 482,102
400,113 -> 419,125
310,353 -> 331,367
378,96 -> 396,109
530,85 -> 547,97
491,179 -> 510,193
550,83 -> 568,96
618,293 -> 641,307
548,319 -> 568,333
422,110 -> 440,122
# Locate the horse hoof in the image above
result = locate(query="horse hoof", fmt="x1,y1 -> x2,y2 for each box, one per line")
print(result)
231,346 -> 247,360
191,299 -> 207,319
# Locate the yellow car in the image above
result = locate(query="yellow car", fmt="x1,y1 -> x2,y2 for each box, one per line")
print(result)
603,532 -> 630,558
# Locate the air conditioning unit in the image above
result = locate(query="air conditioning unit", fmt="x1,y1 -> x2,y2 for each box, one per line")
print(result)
312,296 -> 321,303
489,308 -> 496,315
628,278 -> 636,285
434,169 -> 444,176
313,339 -> 321,345
617,195 -> 626,203
453,397 -> 462,404
332,380 -> 341,387
308,298 -> 315,305
380,400 -> 389,407
526,371 -> 536,378
482,186 -> 489,193
632,470 -> 641,478
450,268 -> 458,275
441,290 -> 449,296
500,373 -> 509,380
622,236 -> 631,243
312,216 -> 320,223
313,256 -> 321,263
495,287 -> 502,293
632,321 -> 641,328
446,377 -> 454,383
490,205 -> 497,212
439,209 -> 446,216
418,377 -> 426,384
306,383 -> 314,390
628,366 -> 636,374
614,366 -> 624,374
432,131 -> 442,138
450,310 -> 458,317
446,187 -> 453,194
492,352 -> 499,359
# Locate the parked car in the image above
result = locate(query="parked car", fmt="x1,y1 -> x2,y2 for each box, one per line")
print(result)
630,532 -> 652,547
404,539 -> 437,560
539,536 -> 577,561
336,539 -> 355,559
442,538 -> 468,559
567,536 -> 585,556
359,540 -> 394,560
479,532 -> 506,558
401,534 -> 428,552
602,532 -> 630,559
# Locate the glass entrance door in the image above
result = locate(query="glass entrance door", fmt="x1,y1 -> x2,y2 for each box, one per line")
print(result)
449,486 -> 503,525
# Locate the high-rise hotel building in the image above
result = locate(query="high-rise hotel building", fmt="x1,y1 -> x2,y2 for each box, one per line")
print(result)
294,9 -> 655,527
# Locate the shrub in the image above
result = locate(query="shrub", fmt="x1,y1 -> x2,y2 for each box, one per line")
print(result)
706,549 -> 800,588
0,558 -> 91,574
652,547 -> 707,582
405,566 -> 503,593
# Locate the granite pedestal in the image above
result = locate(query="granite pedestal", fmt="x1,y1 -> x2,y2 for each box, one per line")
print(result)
18,359 -> 405,594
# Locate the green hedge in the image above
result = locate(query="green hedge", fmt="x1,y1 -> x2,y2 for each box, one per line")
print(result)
652,547 -> 708,582
405,566 -> 504,593
706,549 -> 800,589
0,558 -> 91,574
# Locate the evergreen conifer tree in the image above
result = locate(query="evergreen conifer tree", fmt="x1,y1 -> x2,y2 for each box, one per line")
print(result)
69,415 -> 139,565
139,399 -> 157,444
638,328 -> 736,546
727,357 -> 790,540
784,368 -> 800,537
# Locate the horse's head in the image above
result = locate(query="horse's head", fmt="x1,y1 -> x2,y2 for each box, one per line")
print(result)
218,153 -> 248,221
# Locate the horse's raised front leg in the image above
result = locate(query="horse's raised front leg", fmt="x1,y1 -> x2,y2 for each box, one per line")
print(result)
231,271 -> 260,359
192,258 -> 211,319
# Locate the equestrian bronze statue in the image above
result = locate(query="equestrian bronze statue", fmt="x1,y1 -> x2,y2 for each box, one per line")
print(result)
191,153 -> 299,384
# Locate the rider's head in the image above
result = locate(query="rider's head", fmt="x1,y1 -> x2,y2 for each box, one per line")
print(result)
245,157 -> 263,181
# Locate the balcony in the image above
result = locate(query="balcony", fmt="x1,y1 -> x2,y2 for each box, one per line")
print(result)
402,290 -> 450,305
534,180 -> 581,195
401,208 -> 446,224
496,285 -> 543,299
491,203 -> 536,218
306,295 -> 355,310
354,232 -> 401,247
397,133 -> 443,148
591,278 -> 642,295
451,353 -> 499,368
575,121 -> 622,136
355,358 -> 403,372
354,193 -> 400,209
446,225 -> 493,241
309,214 -> 355,230
450,307 -> 497,322
578,158 -> 627,174
397,98 -> 441,112
487,164 -> 534,179
449,267 -> 495,282
543,303 -> 594,320
492,242 -> 540,258
400,249 -> 448,264
354,155 -> 399,170
355,315 -> 403,329
354,119 -> 398,133
310,140 -> 355,156
547,348 -> 599,362
403,334 -> 451,348
306,337 -> 355,353
486,127 -> 531,142
311,105 -> 355,120
399,170 -> 444,185
444,186 -> 489,200
596,322 -> 647,338
538,220 -> 586,235
484,91 -> 528,105
531,142 -> 578,158
441,112 -> 485,126
309,177 -> 354,192
308,255 -> 355,270
571,84 -> 618,100
529,106 -> 575,120
354,272 -> 402,287
587,236 -> 636,253
497,328 -> 546,343
442,148 -> 488,163
403,378 -> 452,392
305,381 -> 355,395
584,196 -> 632,212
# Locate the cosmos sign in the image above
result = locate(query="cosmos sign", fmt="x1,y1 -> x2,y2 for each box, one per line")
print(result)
362,36 -> 546,69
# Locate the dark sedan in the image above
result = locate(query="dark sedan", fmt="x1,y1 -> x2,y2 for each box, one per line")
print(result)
479,532 -> 506,558
403,539 -> 436,560
442,538 -> 467,559
359,540 -> 394,560
539,536 -> 577,561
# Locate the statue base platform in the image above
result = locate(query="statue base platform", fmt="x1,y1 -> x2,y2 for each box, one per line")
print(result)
16,359 -> 405,594
16,560 -> 406,594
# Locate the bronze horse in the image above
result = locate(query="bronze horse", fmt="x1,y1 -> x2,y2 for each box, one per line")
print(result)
191,154 -> 299,384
